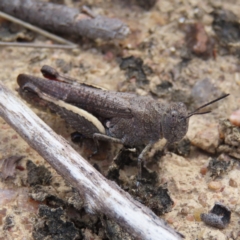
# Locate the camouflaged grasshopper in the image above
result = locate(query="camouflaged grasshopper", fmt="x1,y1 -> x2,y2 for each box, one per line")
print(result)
17,65 -> 229,180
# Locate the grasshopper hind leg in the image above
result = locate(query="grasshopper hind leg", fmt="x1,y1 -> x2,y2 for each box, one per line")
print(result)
19,82 -> 107,146
86,133 -> 122,159
93,133 -> 122,152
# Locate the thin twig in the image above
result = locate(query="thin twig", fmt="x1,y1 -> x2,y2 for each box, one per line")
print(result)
0,83 -> 182,240
0,11 -> 77,47
0,41 -> 77,49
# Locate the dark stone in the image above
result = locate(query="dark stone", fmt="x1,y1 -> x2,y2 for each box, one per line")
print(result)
201,202 -> 231,229
27,160 -> 52,186
33,205 -> 80,240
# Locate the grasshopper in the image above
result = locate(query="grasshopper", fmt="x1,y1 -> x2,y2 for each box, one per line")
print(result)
17,65 -> 229,181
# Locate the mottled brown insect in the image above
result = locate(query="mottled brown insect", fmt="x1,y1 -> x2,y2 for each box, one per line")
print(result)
17,66 -> 229,180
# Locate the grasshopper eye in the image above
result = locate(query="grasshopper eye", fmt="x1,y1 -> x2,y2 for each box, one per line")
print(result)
171,110 -> 183,124
171,110 -> 177,118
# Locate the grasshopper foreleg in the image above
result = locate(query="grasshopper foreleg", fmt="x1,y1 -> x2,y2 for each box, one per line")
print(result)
137,142 -> 154,183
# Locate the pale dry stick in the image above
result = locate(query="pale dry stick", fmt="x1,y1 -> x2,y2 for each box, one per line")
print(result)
0,11 -> 77,48
0,83 -> 182,240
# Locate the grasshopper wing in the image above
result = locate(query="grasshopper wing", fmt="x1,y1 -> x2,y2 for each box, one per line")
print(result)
17,74 -> 133,120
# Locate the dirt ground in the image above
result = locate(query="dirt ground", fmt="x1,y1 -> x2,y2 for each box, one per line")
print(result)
0,0 -> 240,239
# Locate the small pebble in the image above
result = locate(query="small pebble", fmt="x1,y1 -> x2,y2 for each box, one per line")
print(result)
200,166 -> 208,175
208,181 -> 222,191
229,109 -> 240,127
191,125 -> 219,154
186,214 -> 194,221
166,216 -> 174,224
194,208 -> 205,221
180,207 -> 189,216
229,178 -> 238,188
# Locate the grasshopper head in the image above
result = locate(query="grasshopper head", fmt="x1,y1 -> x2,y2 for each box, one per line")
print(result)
161,102 -> 189,144
161,94 -> 229,144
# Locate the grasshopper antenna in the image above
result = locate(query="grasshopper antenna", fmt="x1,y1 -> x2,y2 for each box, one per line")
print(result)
186,93 -> 229,118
